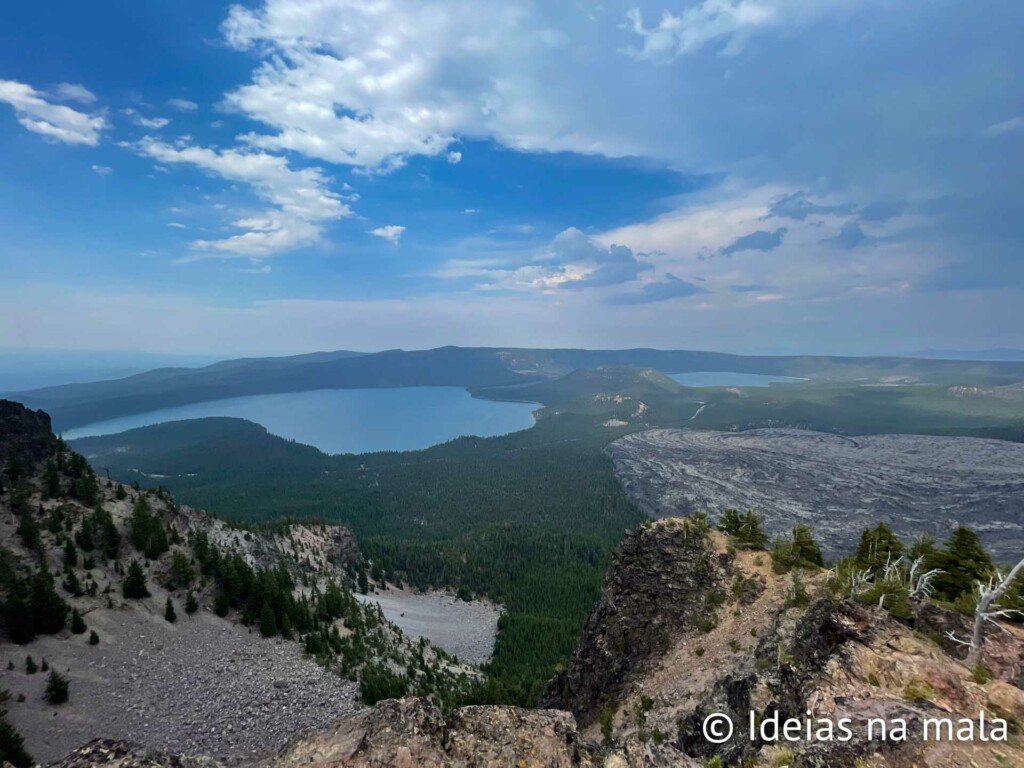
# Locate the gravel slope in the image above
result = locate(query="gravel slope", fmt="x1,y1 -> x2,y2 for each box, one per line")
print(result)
1,603 -> 358,766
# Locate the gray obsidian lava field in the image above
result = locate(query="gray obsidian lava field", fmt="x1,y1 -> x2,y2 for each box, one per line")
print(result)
607,428 -> 1024,560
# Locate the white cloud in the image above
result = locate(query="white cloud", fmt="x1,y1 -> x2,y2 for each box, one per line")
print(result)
124,109 -> 171,129
369,225 -> 406,245
984,116 -> 1024,137
167,98 -> 199,112
450,227 -> 655,293
447,151 -> 463,164
167,222 -> 188,229
91,164 -> 112,175
463,208 -> 480,214
133,137 -> 353,258
597,185 -> 935,304
0,79 -> 107,146
622,1 -> 860,62
52,83 -> 97,104
218,0 -> 602,171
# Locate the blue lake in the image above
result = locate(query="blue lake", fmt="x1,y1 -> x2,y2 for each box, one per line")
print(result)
669,372 -> 807,387
61,387 -> 538,455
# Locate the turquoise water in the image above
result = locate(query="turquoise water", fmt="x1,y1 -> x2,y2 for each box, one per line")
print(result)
61,387 -> 537,455
669,372 -> 806,387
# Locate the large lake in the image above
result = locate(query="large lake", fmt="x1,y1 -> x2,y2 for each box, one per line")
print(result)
60,387 -> 538,455
669,371 -> 806,387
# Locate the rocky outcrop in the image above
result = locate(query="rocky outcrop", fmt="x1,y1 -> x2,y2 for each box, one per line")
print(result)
543,518 -> 729,725
0,398 -> 57,468
48,739 -> 222,768
270,697 -> 599,768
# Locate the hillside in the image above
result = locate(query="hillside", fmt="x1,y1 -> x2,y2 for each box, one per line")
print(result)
40,516 -> 1024,768
0,401 -> 479,764
15,346 -> 1024,432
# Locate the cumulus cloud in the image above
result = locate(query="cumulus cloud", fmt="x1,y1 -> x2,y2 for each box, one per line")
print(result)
545,227 -> 652,288
167,98 -> 198,112
132,137 -> 352,258
719,227 -> 787,256
462,227 -> 652,292
0,79 -> 107,146
369,225 -> 406,245
217,0 -> 600,171
608,273 -> 706,304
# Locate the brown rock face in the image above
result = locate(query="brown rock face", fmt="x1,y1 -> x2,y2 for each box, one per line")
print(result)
543,518 -> 729,725
0,398 -> 57,468
269,697 -> 599,768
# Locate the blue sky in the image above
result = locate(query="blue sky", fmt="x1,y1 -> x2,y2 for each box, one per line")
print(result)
0,0 -> 1021,356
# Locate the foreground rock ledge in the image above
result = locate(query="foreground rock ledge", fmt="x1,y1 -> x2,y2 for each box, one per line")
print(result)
46,698 -> 664,768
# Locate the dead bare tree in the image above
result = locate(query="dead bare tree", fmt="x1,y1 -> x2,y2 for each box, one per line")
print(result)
947,556 -> 1024,667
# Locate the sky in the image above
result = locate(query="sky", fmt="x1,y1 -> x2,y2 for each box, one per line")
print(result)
0,0 -> 1021,357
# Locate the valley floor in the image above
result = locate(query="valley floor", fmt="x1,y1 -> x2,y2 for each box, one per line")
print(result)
0,604 -> 358,765
609,428 -> 1024,559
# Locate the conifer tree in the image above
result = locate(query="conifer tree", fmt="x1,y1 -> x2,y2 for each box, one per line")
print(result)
122,560 -> 150,599
70,609 -> 86,634
63,539 -> 78,569
164,597 -> 176,623
44,670 -> 68,705
1,579 -> 34,644
0,689 -> 32,768
259,603 -> 278,638
934,526 -> 994,600
185,592 -> 198,615
24,657 -> 36,675
855,523 -> 904,574
29,569 -> 68,634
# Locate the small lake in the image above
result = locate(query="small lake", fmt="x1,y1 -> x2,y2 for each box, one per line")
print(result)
60,387 -> 537,455
670,371 -> 807,387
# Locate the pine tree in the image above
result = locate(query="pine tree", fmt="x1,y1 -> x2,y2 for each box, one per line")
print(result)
88,630 -> 100,645
0,689 -> 33,768
185,592 -> 198,615
214,590 -> 230,617
168,551 -> 194,589
63,539 -> 78,569
791,524 -> 825,567
122,560 -> 150,599
855,523 -> 904,574
259,603 -> 278,638
70,609 -> 86,634
44,670 -> 69,705
164,597 -> 177,623
2,579 -> 34,645
24,657 -> 36,675
29,569 -> 68,634
717,508 -> 743,535
934,526 -> 994,600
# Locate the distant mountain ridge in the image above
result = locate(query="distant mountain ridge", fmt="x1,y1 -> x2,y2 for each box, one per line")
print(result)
14,346 -> 1024,432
